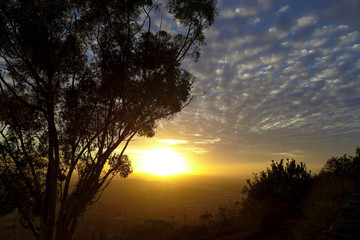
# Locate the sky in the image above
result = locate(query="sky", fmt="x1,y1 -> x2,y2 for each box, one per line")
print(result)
127,0 -> 360,176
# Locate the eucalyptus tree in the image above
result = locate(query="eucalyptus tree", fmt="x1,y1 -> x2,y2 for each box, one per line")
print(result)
0,0 -> 217,239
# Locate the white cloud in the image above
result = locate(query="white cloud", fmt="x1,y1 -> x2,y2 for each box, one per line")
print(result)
339,31 -> 360,46
184,147 -> 209,154
270,151 -> 305,159
265,27 -> 289,40
158,139 -> 189,145
294,15 -> 317,30
278,5 -> 289,13
235,7 -> 257,17
220,6 -> 257,19
194,138 -> 221,145
250,17 -> 260,24
352,43 -> 360,51
312,25 -> 349,37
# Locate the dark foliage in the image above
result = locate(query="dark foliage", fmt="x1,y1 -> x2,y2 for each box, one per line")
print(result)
237,158 -> 312,236
320,147 -> 360,180
242,159 -> 311,204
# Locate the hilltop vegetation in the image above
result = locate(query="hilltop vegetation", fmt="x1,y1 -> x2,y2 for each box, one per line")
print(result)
1,148 -> 359,240
197,147 -> 360,240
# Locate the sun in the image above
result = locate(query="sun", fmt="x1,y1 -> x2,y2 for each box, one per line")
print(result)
137,147 -> 189,176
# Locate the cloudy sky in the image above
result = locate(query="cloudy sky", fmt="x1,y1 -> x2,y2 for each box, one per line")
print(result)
129,0 -> 360,175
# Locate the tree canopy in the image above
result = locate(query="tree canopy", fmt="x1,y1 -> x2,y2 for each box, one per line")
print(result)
320,147 -> 360,180
242,159 -> 311,204
0,0 -> 217,239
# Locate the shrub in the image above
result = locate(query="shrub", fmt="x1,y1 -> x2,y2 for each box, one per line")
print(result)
242,159 -> 311,205
320,147 -> 360,180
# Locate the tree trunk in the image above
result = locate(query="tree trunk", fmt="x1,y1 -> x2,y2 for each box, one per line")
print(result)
55,203 -> 82,240
39,86 -> 59,240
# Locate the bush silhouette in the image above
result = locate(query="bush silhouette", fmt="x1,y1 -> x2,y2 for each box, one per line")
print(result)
240,159 -> 311,232
243,159 -> 311,204
320,147 -> 360,180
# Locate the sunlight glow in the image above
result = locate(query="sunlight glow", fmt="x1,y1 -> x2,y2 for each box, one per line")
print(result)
137,147 -> 189,176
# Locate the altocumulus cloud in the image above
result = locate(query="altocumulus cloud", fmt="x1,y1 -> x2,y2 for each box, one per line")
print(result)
159,0 -> 360,166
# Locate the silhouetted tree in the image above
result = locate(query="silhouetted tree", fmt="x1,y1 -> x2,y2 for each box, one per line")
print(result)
241,159 -> 311,231
243,159 -> 311,204
0,1 -> 217,240
320,147 -> 360,180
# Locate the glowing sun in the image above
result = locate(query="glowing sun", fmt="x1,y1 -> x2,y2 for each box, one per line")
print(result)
138,147 -> 189,176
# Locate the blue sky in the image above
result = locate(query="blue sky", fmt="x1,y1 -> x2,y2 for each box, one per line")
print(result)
131,0 -> 360,175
